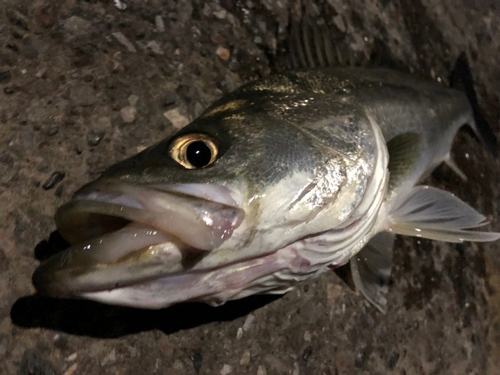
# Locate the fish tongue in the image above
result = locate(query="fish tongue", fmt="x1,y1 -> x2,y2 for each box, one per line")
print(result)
50,223 -> 172,267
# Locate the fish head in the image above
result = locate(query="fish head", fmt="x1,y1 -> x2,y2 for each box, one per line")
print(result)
33,91 -> 384,308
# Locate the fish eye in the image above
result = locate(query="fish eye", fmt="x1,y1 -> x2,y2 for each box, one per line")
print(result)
169,134 -> 218,169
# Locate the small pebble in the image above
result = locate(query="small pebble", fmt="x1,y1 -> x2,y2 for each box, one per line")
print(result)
240,350 -> 251,365
155,15 -> 165,32
114,0 -> 127,10
120,106 -> 137,123
96,116 -> 111,129
146,40 -> 163,55
216,46 -> 231,61
69,85 -> 97,106
42,171 -> 65,190
100,350 -> 116,367
42,126 -> 59,136
242,314 -> 255,331
213,9 -> 227,19
64,16 -> 92,36
87,129 -> 105,146
236,327 -> 243,340
220,364 -> 232,375
53,334 -> 69,350
3,87 -> 14,95
327,283 -> 343,302
128,94 -> 139,106
163,108 -> 189,129
35,68 -> 47,78
0,71 -> 11,84
62,363 -> 78,375
257,366 -> 267,375
202,3 -> 211,17
112,32 -> 137,52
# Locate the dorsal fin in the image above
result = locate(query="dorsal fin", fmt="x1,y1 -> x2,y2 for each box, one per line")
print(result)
288,19 -> 340,70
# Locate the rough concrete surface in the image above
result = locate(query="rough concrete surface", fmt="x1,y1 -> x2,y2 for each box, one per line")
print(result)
1,1 -> 500,374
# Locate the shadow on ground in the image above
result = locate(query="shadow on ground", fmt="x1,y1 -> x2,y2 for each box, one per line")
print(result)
12,230 -> 280,337
11,294 -> 280,338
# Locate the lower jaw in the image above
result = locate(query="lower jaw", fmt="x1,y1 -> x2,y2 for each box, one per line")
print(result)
74,243 -> 331,309
32,235 -> 192,298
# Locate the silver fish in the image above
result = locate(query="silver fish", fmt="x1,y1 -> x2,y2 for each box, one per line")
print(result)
33,47 -> 500,312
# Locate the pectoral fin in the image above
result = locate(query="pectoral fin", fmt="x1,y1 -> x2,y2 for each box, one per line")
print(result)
350,232 -> 394,313
386,132 -> 422,194
388,186 -> 500,242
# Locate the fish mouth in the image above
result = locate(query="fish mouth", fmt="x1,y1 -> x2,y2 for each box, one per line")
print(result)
32,181 -> 245,298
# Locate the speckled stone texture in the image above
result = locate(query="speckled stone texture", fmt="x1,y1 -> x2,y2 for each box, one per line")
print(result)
1,1 -> 500,374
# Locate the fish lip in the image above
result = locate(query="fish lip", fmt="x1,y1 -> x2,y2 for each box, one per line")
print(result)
71,182 -> 241,210
33,182 -> 245,298
55,181 -> 244,248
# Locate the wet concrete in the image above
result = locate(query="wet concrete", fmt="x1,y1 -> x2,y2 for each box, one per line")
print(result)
1,1 -> 500,374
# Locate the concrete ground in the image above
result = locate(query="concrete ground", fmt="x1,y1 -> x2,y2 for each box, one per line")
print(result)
1,0 -> 500,374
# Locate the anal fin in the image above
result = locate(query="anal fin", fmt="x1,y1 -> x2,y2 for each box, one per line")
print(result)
389,186 -> 500,242
444,153 -> 467,181
450,52 -> 498,157
350,232 -> 395,313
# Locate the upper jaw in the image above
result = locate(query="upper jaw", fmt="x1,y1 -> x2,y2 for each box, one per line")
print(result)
32,181 -> 245,297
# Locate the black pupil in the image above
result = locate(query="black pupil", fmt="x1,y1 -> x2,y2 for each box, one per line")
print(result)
186,141 -> 212,168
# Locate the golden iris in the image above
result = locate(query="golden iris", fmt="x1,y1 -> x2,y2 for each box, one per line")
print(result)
169,134 -> 218,169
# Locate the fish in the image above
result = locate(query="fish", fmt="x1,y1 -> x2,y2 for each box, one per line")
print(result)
32,22 -> 500,313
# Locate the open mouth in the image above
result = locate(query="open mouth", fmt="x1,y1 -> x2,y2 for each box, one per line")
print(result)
32,181 -> 245,298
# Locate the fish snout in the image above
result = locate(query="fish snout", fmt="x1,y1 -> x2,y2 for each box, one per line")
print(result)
33,182 -> 245,298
